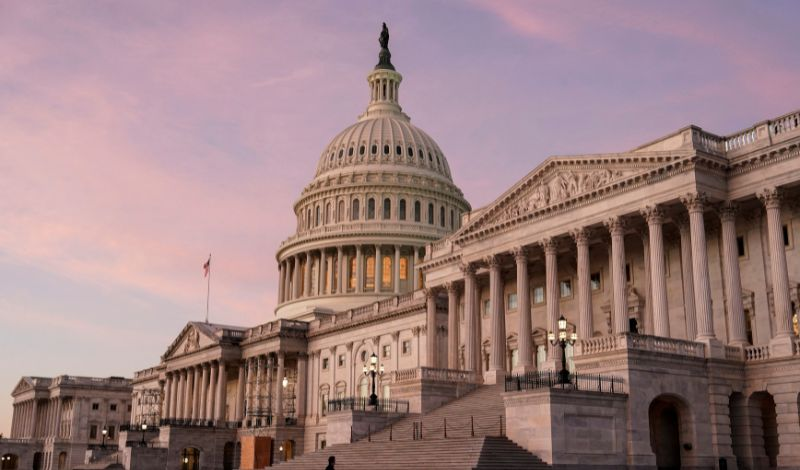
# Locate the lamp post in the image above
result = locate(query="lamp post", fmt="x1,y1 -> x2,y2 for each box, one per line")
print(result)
362,353 -> 384,407
101,427 -> 107,449
548,315 -> 577,384
139,423 -> 147,446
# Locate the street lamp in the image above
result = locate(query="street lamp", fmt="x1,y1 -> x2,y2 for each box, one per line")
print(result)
101,427 -> 108,449
362,353 -> 384,407
548,315 -> 577,384
139,423 -> 147,446
282,376 -> 288,388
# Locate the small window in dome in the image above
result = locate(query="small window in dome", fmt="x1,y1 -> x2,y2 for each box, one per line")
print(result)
414,201 -> 421,222
329,153 -> 334,162
408,147 -> 414,157
367,198 -> 376,220
359,145 -> 365,155
428,154 -> 433,162
419,150 -> 424,161
396,145 -> 402,156
348,147 -> 354,156
440,206 -> 445,227
427,203 -> 434,225
371,144 -> 377,155
383,145 -> 390,155
399,199 -> 406,220
338,149 -> 343,158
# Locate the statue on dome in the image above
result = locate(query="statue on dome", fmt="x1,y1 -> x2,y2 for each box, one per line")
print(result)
376,22 -> 395,70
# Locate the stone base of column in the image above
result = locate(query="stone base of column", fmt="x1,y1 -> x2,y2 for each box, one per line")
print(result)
483,369 -> 506,385
512,364 -> 536,375
698,337 -> 725,359
769,335 -> 796,358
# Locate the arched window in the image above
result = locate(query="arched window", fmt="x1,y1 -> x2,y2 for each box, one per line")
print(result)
338,200 -> 345,222
306,209 -> 311,229
338,149 -> 343,158
366,256 -> 375,290
349,257 -> 357,289
428,203 -> 434,225
440,206 -> 445,227
371,144 -> 377,155
383,198 -> 391,219
408,147 -> 414,157
450,209 -> 455,229
348,147 -> 354,156
352,199 -> 360,221
382,256 -> 392,288
396,145 -> 402,156
315,206 -> 321,226
325,202 -> 332,224
399,199 -> 406,220
414,201 -> 421,222
367,198 -> 376,220
359,145 -> 365,155
383,144 -> 390,155
359,376 -> 369,399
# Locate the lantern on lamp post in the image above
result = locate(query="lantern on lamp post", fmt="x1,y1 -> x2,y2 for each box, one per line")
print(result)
362,353 -> 384,407
548,315 -> 577,384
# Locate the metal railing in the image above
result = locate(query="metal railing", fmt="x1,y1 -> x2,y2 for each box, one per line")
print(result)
156,419 -> 242,429
328,397 -> 410,414
504,370 -> 625,394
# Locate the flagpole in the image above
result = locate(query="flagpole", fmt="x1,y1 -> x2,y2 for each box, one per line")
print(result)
205,253 -> 211,324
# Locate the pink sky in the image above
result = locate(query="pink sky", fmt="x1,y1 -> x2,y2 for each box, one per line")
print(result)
1,1 -> 799,435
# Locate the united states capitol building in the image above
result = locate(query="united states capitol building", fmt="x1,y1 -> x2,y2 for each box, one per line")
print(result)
3,26 -> 800,470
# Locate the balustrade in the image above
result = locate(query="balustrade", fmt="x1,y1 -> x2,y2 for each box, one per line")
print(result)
744,344 -> 771,361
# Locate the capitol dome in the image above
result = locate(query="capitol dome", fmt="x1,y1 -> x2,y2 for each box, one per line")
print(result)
275,25 -> 470,319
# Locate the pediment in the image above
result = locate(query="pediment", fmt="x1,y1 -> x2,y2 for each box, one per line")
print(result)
162,322 -> 219,361
12,377 -> 34,396
454,154 -> 684,241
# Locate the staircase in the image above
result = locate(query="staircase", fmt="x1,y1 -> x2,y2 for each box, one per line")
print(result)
274,385 -> 550,469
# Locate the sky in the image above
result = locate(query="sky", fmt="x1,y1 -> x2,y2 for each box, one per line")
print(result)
1,0 -> 799,435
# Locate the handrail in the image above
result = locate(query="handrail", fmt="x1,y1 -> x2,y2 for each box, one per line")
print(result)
504,370 -> 626,394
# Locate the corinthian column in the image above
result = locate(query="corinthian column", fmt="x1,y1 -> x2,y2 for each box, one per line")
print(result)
338,246 -> 346,294
199,364 -> 209,421
394,245 -> 401,294
215,362 -> 227,423
356,246 -> 363,293
304,251 -> 313,297
486,255 -> 506,383
292,254 -> 301,300
759,188 -> 794,343
278,262 -> 285,304
206,363 -> 217,422
235,362 -> 246,421
681,193 -> 716,341
462,263 -> 478,373
375,245 -> 383,293
513,247 -> 533,372
162,374 -> 172,420
541,238 -> 561,361
571,230 -> 593,340
319,249 -> 327,295
677,215 -> 697,340
275,353 -> 285,422
446,283 -> 460,369
605,217 -> 629,334
642,206 -> 670,337
425,288 -> 438,367
718,202 -> 748,346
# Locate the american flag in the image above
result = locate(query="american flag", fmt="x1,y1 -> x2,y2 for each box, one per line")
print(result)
203,255 -> 211,277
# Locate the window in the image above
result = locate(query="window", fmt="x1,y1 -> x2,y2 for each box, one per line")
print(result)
338,149 -> 343,158
367,198 -> 375,219
359,145 -> 365,155
383,144 -> 390,155
348,147 -> 354,156
306,209 -> 311,229
322,358 -> 330,370
402,340 -> 412,355
414,201 -> 421,222
110,404 -> 117,411
483,298 -> 491,317
399,257 -> 408,280
440,206 -> 445,227
383,198 -> 391,219
382,344 -> 391,358
352,199 -> 360,220
338,200 -> 345,222
511,349 -> 519,369
399,199 -> 406,220
89,425 -> 98,439
427,203 -> 434,225
107,426 -> 115,439
507,293 -> 518,310
371,144 -> 377,154
338,354 -> 345,367
360,350 -> 367,362
325,202 -> 331,224
737,235 -> 747,257
366,256 -> 375,290
316,206 -> 321,226
91,403 -> 99,411
560,279 -> 572,298
127,404 -> 132,412
450,209 -> 455,229
590,272 -> 602,291
625,263 -> 632,284
783,224 -> 791,247
408,147 -> 414,157
382,256 -> 392,288
396,145 -> 402,155
533,286 -> 545,304
321,393 -> 329,416
349,257 -> 357,289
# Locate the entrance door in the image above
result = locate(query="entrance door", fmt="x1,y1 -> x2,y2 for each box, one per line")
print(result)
650,399 -> 682,470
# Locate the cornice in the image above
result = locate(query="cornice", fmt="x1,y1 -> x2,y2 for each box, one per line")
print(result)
727,139 -> 800,176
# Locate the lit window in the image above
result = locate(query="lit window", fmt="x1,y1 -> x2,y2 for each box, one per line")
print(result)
590,272 -> 602,291
365,256 -> 375,290
507,293 -> 518,310
402,340 -> 412,355
382,256 -> 392,288
349,257 -> 357,289
533,287 -> 544,304
399,257 -> 408,280
560,279 -> 572,298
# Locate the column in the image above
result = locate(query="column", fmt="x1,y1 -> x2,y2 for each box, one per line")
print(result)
169,372 -> 179,420
244,358 -> 254,422
215,361 -> 227,422
719,202 -> 748,346
342,249 -> 350,293
292,254 -> 301,300
446,283 -> 460,370
175,370 -> 185,420
53,398 -> 61,439
425,289 -> 437,367
235,362 -> 246,421
278,262 -> 285,304
206,363 -> 217,422
462,263 -> 477,373
643,206 -> 670,337
337,246 -> 346,294
282,260 -> 290,302
275,353 -> 285,423
487,255 -> 506,382
355,246 -> 363,293
254,356 -> 264,421
681,193 -> 716,341
677,215 -> 698,340
413,248 -> 421,290
297,354 -> 308,419
319,249 -> 327,295
184,367 -> 194,419
162,374 -> 172,419
641,229 -> 652,335
394,245 -> 402,294
759,188 -> 794,342
199,364 -> 209,422
266,355 -> 274,420
605,217 -> 629,334
193,365 -> 203,421
11,404 -> 17,437
328,249 -> 337,295
375,245 -> 383,293
571,230 -> 593,340
31,399 -> 38,438
542,238 -> 561,360
304,251 -> 313,297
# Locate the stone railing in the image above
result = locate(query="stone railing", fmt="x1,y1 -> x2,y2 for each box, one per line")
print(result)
53,375 -> 131,387
725,127 -> 758,152
724,345 -> 743,361
393,367 -> 479,384
279,221 -> 451,248
576,335 -> 618,355
245,318 -> 309,340
744,344 -> 771,362
134,367 -> 161,380
691,109 -> 800,155
576,334 -> 705,358
693,128 -> 725,155
770,110 -> 800,136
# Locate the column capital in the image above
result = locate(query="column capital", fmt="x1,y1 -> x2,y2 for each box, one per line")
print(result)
539,237 -> 558,254
337,245 -> 344,253
680,192 -> 707,213
570,228 -> 591,245
423,287 -> 437,299
716,201 -> 738,221
459,261 -> 476,276
445,281 -> 461,294
483,254 -> 501,269
758,187 -> 782,209
640,205 -> 665,225
604,216 -> 626,235
511,246 -> 528,262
